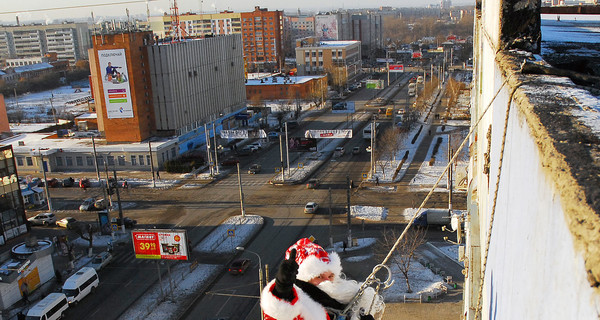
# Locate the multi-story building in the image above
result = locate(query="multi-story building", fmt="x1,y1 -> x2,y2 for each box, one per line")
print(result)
88,31 -> 156,143
350,13 -> 384,58
0,145 -> 28,244
245,75 -> 327,101
284,15 -> 315,43
146,11 -> 242,38
146,34 -> 246,137
240,7 -> 284,70
295,37 -> 361,79
0,22 -> 90,64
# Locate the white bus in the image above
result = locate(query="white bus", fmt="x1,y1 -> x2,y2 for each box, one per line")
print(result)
363,123 -> 380,140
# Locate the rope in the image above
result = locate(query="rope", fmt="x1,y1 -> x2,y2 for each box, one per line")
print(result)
473,85 -> 519,320
345,75 -> 512,315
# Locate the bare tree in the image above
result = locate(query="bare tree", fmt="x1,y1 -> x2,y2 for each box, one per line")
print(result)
73,223 -> 97,257
308,80 -> 326,108
375,128 -> 401,179
326,65 -> 348,96
376,227 -> 426,293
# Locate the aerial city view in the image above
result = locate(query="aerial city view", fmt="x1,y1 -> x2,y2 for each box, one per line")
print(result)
0,0 -> 599,319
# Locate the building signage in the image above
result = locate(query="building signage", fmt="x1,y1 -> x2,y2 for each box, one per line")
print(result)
220,130 -> 267,139
305,130 -> 352,139
389,65 -> 404,72
98,49 -> 134,119
366,80 -> 384,89
288,137 -> 317,152
132,229 -> 189,260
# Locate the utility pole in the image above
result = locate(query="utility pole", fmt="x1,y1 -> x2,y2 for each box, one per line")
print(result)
92,137 -> 101,181
237,162 -> 245,218
148,141 -> 156,188
204,123 -> 213,176
448,136 -> 453,212
386,49 -> 390,87
212,119 -> 219,175
39,150 -> 52,212
328,188 -> 333,248
285,122 -> 290,177
113,170 -> 124,232
279,135 -> 284,183
346,176 -> 352,248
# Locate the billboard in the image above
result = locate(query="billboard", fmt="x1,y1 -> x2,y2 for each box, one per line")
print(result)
332,101 -> 355,113
98,49 -> 134,118
288,137 -> 317,152
220,129 -> 267,139
305,130 -> 352,139
389,65 -> 404,72
315,15 -> 338,40
132,229 -> 189,260
366,80 -> 384,89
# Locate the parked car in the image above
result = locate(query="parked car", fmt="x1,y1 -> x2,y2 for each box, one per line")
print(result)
237,146 -> 254,156
46,178 -> 61,188
248,164 -> 261,174
352,146 -> 361,155
56,217 -> 77,229
304,202 -> 319,214
79,178 -> 91,189
247,142 -> 263,150
112,217 -> 137,229
306,179 -> 320,189
91,252 -> 113,271
335,147 -> 345,156
28,212 -> 57,226
228,259 -> 251,275
62,177 -> 75,187
220,158 -> 240,167
79,198 -> 96,212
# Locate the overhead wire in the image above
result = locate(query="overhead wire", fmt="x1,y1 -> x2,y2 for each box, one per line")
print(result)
0,0 -> 158,15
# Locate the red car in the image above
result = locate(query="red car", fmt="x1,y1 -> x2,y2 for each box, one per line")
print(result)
228,259 -> 251,275
79,178 -> 91,189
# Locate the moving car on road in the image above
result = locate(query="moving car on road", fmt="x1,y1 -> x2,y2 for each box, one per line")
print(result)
304,202 -> 319,214
56,217 -> 77,229
306,179 -> 320,189
228,259 -> 251,275
248,164 -> 261,174
79,198 -> 96,212
91,252 -> 113,271
28,212 -> 57,226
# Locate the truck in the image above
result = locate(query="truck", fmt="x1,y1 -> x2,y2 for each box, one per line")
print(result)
414,209 -> 451,228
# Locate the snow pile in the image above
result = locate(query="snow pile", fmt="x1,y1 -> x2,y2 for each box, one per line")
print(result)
350,206 -> 388,221
197,215 -> 264,254
383,260 -> 448,302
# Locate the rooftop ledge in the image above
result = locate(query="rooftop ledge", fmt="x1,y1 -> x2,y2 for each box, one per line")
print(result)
497,49 -> 600,288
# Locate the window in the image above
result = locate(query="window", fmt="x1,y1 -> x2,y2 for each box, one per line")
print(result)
66,157 -> 73,166
16,157 -> 23,166
171,148 -> 176,158
76,156 -> 83,166
107,156 -> 115,166
131,155 -> 137,166
146,155 -> 151,166
56,157 -> 63,166
138,155 -> 145,166
118,156 -> 125,166
86,156 -> 94,166
97,157 -> 104,166
26,157 -> 33,166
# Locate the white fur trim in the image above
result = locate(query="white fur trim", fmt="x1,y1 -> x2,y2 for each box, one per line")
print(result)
261,279 -> 329,320
296,251 -> 342,282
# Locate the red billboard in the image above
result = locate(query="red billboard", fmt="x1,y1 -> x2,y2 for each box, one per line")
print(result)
389,64 -> 404,72
132,229 -> 189,260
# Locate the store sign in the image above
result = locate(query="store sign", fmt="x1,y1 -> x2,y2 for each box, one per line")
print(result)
132,229 -> 189,260
305,130 -> 352,139
1,174 -> 17,186
389,65 -> 404,72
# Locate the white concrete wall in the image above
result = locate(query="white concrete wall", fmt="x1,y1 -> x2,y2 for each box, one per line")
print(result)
467,0 -> 600,318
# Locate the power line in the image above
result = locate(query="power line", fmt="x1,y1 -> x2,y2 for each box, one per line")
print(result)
0,0 -> 158,15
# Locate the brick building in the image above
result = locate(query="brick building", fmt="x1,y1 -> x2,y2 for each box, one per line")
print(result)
240,7 -> 284,71
88,31 -> 156,143
295,38 -> 361,79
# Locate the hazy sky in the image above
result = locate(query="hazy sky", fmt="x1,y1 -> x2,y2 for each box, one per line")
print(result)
0,0 -> 470,23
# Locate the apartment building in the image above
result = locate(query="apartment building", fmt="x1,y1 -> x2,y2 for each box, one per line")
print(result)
0,22 -> 90,64
295,37 -> 361,78
240,7 -> 284,70
146,11 -> 242,38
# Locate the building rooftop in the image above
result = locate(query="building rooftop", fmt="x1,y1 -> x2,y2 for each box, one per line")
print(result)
12,62 -> 53,73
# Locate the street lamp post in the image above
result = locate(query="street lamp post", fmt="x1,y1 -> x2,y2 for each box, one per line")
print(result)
236,246 -> 264,320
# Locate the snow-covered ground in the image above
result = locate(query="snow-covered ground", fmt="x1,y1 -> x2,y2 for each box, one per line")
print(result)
5,82 -> 92,123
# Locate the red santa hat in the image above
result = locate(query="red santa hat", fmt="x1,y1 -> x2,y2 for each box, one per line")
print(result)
285,238 -> 342,282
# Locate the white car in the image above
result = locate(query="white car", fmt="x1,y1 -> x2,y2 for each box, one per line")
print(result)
91,251 -> 113,271
304,202 -> 319,214
28,212 -> 57,226
56,217 -> 77,229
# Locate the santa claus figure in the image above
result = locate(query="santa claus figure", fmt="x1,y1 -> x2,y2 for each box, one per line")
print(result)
261,238 -> 385,320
